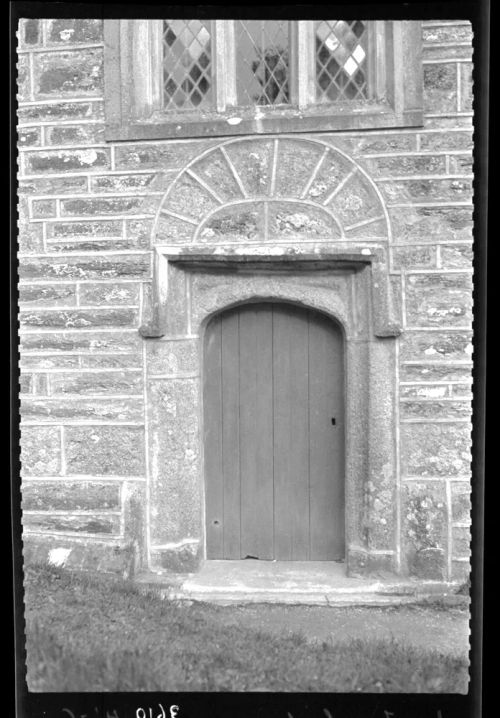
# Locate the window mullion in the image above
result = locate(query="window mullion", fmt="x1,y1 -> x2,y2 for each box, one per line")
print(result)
296,21 -> 316,109
132,20 -> 163,118
215,21 -> 237,110
367,21 -> 387,101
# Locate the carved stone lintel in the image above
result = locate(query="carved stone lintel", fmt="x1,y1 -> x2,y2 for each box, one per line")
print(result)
138,245 -> 402,340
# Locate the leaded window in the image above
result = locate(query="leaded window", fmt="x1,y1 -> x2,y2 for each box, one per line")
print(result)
104,19 -> 423,139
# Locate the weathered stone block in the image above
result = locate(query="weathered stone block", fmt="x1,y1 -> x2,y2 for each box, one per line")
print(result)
114,141 -> 215,171
269,201 -> 340,239
419,131 -> 473,151
440,244 -> 473,268
225,139 -> 274,196
21,396 -> 144,423
148,378 -> 201,544
17,54 -> 30,100
352,133 -> 417,154
452,526 -> 471,558
19,19 -> 42,46
91,173 -> 159,193
19,254 -> 150,281
381,178 -> 472,203
424,115 -> 473,129
400,384 -> 448,399
78,282 -> 140,306
162,174 -> 218,221
34,48 -> 103,97
459,62 -> 473,112
449,154 -> 473,174
401,423 -> 471,477
23,513 -> 120,535
21,426 -> 61,475
451,482 -> 471,524
368,154 -> 446,176
19,284 -> 77,306
451,560 -> 470,583
24,148 -> 110,174
21,355 -> 80,370
65,426 -> 145,475
48,239 -> 138,253
422,23 -> 472,44
18,101 -> 102,123
193,151 -> 243,201
410,547 -> 447,580
151,542 -> 202,573
399,331 -> 473,362
19,373 -> 33,393
400,363 -> 472,383
47,220 -> 123,238
274,139 -> 324,197
61,197 -> 146,217
46,19 -> 103,44
347,547 -> 396,578
49,370 -> 142,395
400,399 -> 471,420
18,221 -> 44,254
22,534 -> 137,577
19,175 -> 88,195
22,481 -> 120,510
423,63 -> 457,113
18,128 -> 41,148
450,383 -> 473,397
405,273 -> 473,327
19,308 -> 138,329
20,330 -> 142,354
31,199 -> 57,219
199,203 -> 264,242
123,218 -> 154,249
80,355 -> 142,369
423,45 -> 472,61
304,153 -> 353,203
391,246 -> 436,269
330,174 -> 383,227
403,481 -> 448,579
389,207 -> 473,243
146,339 -> 199,375
45,123 -> 105,145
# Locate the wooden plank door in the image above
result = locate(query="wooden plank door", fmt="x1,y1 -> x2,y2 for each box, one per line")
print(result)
204,302 -> 344,560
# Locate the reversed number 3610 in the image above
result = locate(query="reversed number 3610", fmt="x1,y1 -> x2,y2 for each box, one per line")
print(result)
136,706 -> 179,718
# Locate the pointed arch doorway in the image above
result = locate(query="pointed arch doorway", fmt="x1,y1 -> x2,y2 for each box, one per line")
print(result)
203,301 -> 345,561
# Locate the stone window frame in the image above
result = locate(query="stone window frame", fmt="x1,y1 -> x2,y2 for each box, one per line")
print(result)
103,19 -> 424,141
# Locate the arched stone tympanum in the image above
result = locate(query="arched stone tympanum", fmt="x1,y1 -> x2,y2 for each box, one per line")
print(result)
151,136 -> 392,245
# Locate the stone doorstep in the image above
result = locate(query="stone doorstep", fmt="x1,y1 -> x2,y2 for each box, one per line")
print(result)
133,565 -> 468,608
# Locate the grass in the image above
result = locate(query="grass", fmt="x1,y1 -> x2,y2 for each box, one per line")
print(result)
24,564 -> 469,693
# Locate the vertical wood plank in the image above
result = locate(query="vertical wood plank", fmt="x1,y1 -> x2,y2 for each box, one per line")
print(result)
239,304 -> 274,559
273,305 -> 310,559
308,311 -> 345,559
204,316 -> 223,558
221,309 -> 241,558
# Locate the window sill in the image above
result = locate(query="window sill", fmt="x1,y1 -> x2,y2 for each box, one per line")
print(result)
105,103 -> 424,142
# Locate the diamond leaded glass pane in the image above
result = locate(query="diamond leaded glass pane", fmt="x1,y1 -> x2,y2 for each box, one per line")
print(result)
162,20 -> 213,110
235,21 -> 290,106
315,21 -> 368,102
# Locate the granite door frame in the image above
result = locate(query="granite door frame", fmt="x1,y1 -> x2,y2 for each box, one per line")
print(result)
141,244 -> 401,577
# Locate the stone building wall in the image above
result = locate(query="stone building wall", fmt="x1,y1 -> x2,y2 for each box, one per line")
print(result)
17,19 -> 473,583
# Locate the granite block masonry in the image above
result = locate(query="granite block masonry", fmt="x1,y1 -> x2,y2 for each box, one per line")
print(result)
17,19 -> 473,585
